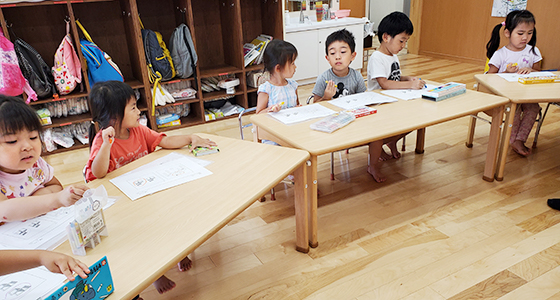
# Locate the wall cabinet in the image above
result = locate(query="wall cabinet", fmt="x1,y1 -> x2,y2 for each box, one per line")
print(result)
284,17 -> 366,83
0,0 -> 282,154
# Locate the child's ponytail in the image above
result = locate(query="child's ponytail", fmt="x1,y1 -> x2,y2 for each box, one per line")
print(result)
486,23 -> 502,59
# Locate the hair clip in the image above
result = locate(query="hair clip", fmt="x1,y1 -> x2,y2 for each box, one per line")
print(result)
501,21 -> 506,26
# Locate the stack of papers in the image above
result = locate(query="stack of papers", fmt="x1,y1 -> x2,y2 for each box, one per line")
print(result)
110,152 -> 213,201
328,92 -> 397,110
381,84 -> 439,101
269,103 -> 336,125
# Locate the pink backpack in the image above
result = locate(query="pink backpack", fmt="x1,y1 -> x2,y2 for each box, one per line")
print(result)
0,31 -> 37,101
52,21 -> 82,95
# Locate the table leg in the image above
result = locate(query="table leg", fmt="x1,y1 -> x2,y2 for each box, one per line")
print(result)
308,155 -> 318,248
415,128 -> 426,154
294,163 -> 309,253
483,105 -> 504,182
496,103 -> 516,181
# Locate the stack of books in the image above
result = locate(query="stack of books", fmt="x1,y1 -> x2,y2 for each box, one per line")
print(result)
243,34 -> 273,67
422,82 -> 466,102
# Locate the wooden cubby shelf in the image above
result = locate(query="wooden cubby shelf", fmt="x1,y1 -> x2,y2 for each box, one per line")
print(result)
0,0 -> 281,153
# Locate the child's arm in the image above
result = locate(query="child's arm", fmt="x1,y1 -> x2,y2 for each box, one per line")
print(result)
0,184 -> 88,222
517,62 -> 541,74
256,92 -> 276,113
377,77 -> 425,90
314,80 -> 337,102
90,127 -> 115,179
0,250 -> 89,280
31,176 -> 63,195
159,134 -> 216,150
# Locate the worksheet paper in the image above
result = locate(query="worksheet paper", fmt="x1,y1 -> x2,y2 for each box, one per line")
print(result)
0,267 -> 66,300
269,103 -> 336,125
0,198 -> 116,251
497,71 -> 555,82
110,152 -> 213,201
380,84 -> 439,101
328,92 -> 397,110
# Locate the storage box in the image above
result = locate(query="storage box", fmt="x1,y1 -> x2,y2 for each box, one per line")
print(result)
334,9 -> 351,18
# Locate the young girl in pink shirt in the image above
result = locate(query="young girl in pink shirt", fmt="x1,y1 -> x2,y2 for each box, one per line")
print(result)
0,95 -> 88,222
85,81 -> 215,294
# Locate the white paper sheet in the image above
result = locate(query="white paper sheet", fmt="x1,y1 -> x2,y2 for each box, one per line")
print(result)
0,267 -> 66,300
269,103 -> 336,125
328,92 -> 397,110
497,71 -> 555,82
492,0 -> 527,17
0,198 -> 116,251
109,152 -> 213,201
380,84 -> 439,101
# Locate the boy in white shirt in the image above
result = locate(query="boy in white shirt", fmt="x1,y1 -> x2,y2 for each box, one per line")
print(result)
366,11 -> 425,182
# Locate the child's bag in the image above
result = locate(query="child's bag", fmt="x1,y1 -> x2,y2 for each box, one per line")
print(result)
169,23 -> 198,79
76,20 -> 124,87
140,18 -> 175,83
11,28 -> 56,98
0,31 -> 37,101
52,20 -> 82,95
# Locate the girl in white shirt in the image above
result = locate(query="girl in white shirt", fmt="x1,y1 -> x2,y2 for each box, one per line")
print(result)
486,10 -> 542,156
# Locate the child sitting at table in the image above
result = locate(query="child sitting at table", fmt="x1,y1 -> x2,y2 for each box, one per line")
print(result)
0,250 -> 90,280
256,39 -> 299,116
0,95 -> 88,222
366,11 -> 426,183
312,29 -> 366,102
85,81 -> 216,294
486,10 -> 542,156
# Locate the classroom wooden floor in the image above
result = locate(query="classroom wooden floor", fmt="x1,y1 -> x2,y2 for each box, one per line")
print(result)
46,54 -> 560,300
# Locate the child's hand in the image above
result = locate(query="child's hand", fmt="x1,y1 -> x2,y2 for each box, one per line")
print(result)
324,80 -> 337,100
40,251 -> 90,281
101,126 -> 115,145
58,184 -> 88,207
189,135 -> 217,150
267,103 -> 283,113
517,67 -> 532,74
409,77 -> 426,90
506,63 -> 519,73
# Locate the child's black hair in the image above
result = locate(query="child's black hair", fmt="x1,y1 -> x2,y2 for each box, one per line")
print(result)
0,95 -> 42,137
325,29 -> 356,54
377,11 -> 414,43
88,81 -> 136,146
486,10 -> 537,59
262,39 -> 298,74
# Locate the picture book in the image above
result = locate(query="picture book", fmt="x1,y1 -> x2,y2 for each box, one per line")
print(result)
45,256 -> 114,300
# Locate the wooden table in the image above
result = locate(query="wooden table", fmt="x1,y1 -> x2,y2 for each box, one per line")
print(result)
251,89 -> 509,248
474,72 -> 560,181
55,134 -> 310,300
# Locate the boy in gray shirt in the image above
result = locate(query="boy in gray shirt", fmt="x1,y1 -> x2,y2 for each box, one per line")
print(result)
312,29 -> 366,102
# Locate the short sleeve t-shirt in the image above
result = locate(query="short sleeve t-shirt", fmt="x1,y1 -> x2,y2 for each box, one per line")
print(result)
367,51 -> 402,90
488,45 -> 542,73
257,79 -> 299,109
312,68 -> 367,98
85,125 -> 165,182
0,158 -> 54,198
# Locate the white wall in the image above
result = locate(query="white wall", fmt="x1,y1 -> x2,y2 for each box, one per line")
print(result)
368,0 -> 408,30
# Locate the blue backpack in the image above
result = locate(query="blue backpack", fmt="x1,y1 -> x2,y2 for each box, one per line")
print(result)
76,21 -> 123,87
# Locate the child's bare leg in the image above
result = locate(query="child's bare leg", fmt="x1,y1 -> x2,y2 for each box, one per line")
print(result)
177,256 -> 192,272
368,140 -> 387,183
153,275 -> 176,294
386,133 -> 406,159
379,147 -> 392,161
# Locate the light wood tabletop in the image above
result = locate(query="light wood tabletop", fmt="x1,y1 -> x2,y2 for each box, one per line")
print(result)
251,88 -> 509,248
475,72 -> 560,180
54,134 -> 309,300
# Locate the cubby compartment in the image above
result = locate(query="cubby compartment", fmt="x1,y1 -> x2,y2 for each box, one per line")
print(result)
240,0 -> 282,44
191,0 -> 243,76
71,0 -> 144,87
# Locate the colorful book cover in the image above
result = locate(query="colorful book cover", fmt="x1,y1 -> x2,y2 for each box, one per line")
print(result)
45,256 -> 114,300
